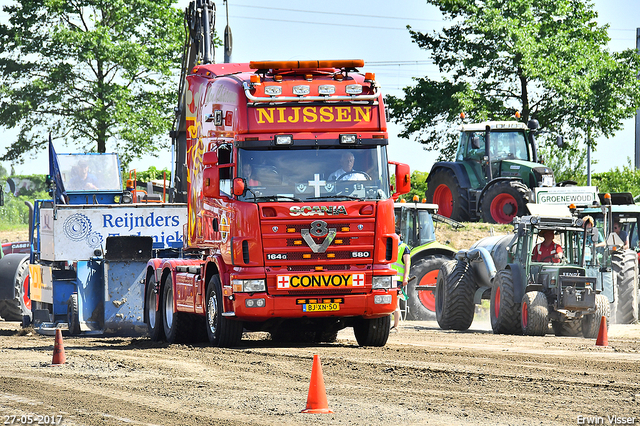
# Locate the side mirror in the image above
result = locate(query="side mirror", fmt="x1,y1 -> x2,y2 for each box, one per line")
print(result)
202,166 -> 220,198
390,161 -> 410,199
527,119 -> 539,130
471,135 -> 481,150
203,151 -> 218,166
233,177 -> 246,196
556,135 -> 564,148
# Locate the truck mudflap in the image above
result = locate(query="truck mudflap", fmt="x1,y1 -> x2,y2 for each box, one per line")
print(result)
102,260 -> 148,335
226,291 -> 397,322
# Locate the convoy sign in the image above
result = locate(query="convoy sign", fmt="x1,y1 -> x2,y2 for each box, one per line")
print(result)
39,205 -> 187,262
535,187 -> 598,206
277,273 -> 365,289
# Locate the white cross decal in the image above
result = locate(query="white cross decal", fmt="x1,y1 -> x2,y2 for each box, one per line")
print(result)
308,174 -> 326,197
277,275 -> 290,289
352,274 -> 365,287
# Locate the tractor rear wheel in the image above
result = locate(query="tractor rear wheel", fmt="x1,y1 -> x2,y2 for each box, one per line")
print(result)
490,269 -> 521,334
0,254 -> 31,321
551,320 -> 582,336
521,291 -> 548,336
425,168 -> 470,222
480,180 -> 529,224
583,294 -> 610,338
406,255 -> 452,320
435,260 -> 476,330
611,250 -> 639,324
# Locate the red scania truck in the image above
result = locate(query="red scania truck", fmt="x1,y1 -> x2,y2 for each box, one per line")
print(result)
144,1 -> 410,347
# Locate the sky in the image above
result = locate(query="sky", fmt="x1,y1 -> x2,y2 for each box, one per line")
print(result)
0,0 -> 638,177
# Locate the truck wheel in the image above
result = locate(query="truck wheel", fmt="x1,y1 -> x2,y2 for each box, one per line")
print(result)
162,275 -> 191,344
436,260 -> 476,331
407,255 -> 452,320
67,294 -> 81,335
480,180 -> 529,224
521,291 -> 548,336
611,250 -> 639,324
425,168 -> 470,222
145,277 -> 163,341
582,294 -> 610,338
490,269 -> 521,334
0,254 -> 31,321
353,315 -> 390,347
206,275 -> 243,347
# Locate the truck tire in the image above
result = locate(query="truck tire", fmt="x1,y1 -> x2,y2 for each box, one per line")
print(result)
0,254 -> 31,321
353,315 -> 390,347
407,255 -> 452,320
162,275 -> 192,344
551,320 -> 582,336
206,275 -> 243,347
480,180 -> 529,224
582,294 -> 610,338
521,291 -> 548,336
490,269 -> 521,335
67,294 -> 81,335
436,260 -> 476,331
425,168 -> 470,222
611,250 -> 639,324
145,277 -> 163,341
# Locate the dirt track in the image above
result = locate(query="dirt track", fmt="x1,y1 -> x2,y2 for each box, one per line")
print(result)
0,318 -> 639,426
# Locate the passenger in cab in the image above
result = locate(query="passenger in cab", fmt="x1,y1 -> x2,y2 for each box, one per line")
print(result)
532,229 -> 563,263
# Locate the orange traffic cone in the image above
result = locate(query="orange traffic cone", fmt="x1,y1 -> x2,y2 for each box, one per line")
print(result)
50,328 -> 66,366
301,354 -> 333,414
595,315 -> 608,347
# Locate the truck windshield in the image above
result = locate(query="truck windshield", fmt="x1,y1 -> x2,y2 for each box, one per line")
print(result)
237,146 -> 390,202
58,153 -> 122,192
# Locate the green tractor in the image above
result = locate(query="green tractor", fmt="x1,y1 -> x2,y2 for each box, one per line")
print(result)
394,201 -> 457,320
426,120 -> 597,224
578,193 -> 640,324
436,212 -> 609,336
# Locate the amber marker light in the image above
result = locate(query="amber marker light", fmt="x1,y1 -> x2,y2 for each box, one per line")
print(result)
315,266 -> 323,271
327,253 -> 335,258
460,112 -> 465,119
364,72 -> 375,81
604,193 -> 612,205
303,254 -> 311,259
294,240 -> 302,245
274,74 -> 283,82
413,195 -> 419,202
341,226 -> 350,232
515,111 -> 521,118
334,239 -> 343,244
250,74 -> 261,84
287,228 -> 296,233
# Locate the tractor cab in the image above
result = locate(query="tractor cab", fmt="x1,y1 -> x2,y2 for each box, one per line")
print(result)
56,153 -> 123,204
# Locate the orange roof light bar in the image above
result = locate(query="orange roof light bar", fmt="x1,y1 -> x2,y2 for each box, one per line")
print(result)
249,59 -> 365,70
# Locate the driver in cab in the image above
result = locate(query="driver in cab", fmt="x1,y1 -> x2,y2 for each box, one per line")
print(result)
531,229 -> 563,263
328,151 -> 367,181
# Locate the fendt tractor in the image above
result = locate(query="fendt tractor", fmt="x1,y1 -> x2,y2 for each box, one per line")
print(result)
426,120 -> 597,224
141,1 -> 411,347
436,208 -> 610,337
393,200 -> 456,319
578,193 -> 640,324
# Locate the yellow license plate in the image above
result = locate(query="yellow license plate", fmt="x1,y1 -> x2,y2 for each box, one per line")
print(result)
303,303 -> 340,312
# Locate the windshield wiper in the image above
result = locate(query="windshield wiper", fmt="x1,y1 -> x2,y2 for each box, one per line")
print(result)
253,195 -> 302,202
307,195 -> 363,201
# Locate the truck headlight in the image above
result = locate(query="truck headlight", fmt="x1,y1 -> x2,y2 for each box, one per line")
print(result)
374,294 -> 393,304
232,279 -> 266,293
372,276 -> 393,289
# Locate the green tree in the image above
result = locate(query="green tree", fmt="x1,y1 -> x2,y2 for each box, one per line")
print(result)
0,0 -> 185,166
398,170 -> 429,202
386,0 -> 640,166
